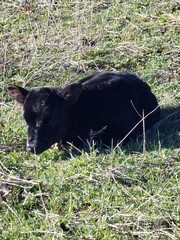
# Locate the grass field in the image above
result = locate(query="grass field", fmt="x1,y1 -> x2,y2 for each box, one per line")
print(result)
0,1 -> 180,239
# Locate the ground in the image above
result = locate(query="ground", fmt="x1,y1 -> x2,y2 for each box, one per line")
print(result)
0,1 -> 179,239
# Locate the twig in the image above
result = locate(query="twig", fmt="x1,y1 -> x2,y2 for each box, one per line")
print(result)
130,100 -> 142,118
67,142 -> 83,154
114,106 -> 160,150
142,110 -> 146,154
19,230 -> 63,236
38,185 -> 49,219
3,201 -> 22,224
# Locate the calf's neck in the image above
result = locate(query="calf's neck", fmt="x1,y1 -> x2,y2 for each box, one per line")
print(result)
8,72 -> 160,154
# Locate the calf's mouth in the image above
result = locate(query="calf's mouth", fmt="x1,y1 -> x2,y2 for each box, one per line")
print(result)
27,145 -> 45,155
27,141 -> 54,154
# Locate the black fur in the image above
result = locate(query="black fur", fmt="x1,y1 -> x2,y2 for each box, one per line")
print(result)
8,72 -> 160,154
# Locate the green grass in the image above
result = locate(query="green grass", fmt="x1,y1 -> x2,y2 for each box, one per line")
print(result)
0,1 -> 179,239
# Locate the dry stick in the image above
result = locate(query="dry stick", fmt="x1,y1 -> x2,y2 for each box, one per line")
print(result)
130,101 -> 147,154
0,173 -> 40,189
67,142 -> 83,154
4,175 -> 40,185
38,185 -> 49,220
0,180 -> 38,189
114,106 -> 160,150
142,110 -> 146,155
109,170 -> 138,202
3,201 -> 22,224
0,161 -> 11,174
130,100 -> 142,118
20,230 -> 63,236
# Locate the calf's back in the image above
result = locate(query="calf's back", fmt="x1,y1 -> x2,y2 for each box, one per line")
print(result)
64,72 -> 160,145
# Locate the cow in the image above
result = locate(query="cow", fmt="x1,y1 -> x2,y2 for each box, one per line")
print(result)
8,72 -> 160,154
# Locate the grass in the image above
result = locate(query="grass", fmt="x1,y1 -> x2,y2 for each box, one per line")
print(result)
0,0 -> 180,239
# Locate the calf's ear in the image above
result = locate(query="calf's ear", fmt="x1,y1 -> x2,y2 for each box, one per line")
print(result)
60,82 -> 82,104
7,84 -> 29,104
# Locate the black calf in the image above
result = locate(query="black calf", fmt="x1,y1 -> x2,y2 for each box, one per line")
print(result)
8,72 -> 160,154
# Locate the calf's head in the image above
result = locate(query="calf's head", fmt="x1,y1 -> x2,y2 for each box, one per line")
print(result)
8,82 -> 82,154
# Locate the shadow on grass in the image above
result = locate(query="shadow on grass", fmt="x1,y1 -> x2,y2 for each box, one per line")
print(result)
93,105 -> 180,155
155,105 -> 180,149
119,105 -> 180,153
